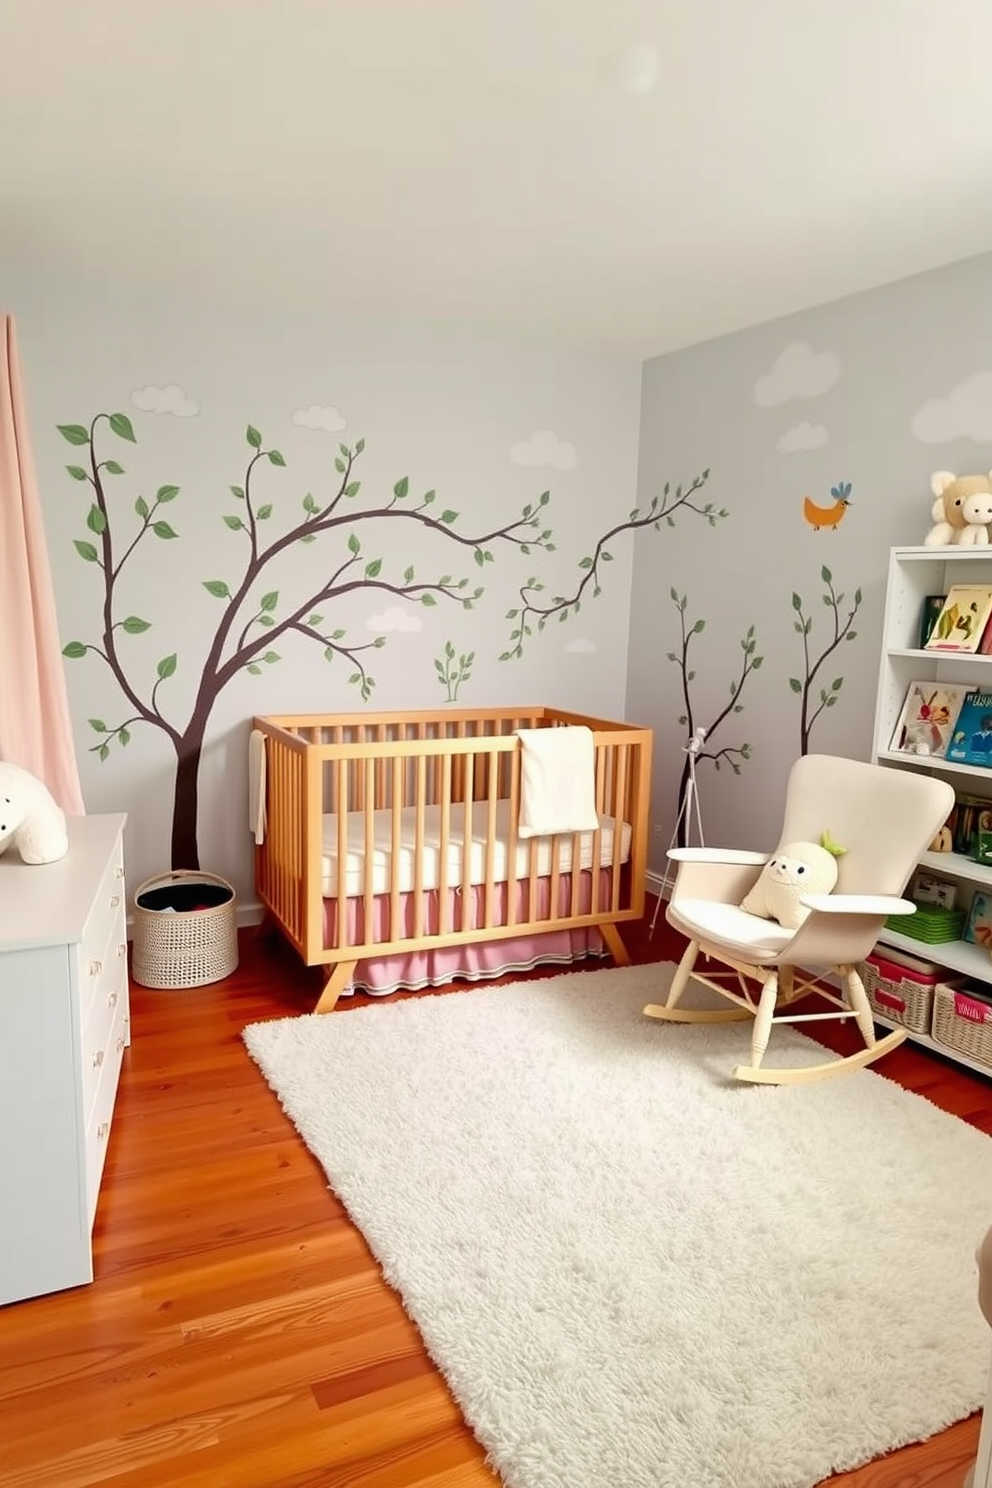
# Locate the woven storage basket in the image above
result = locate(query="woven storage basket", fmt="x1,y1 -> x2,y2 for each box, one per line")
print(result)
859,952 -> 939,1034
132,871 -> 239,989
931,980 -> 992,1070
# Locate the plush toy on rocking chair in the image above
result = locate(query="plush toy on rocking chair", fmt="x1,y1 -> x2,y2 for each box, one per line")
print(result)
0,761 -> 69,864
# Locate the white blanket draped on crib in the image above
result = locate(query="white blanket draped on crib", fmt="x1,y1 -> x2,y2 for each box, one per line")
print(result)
515,725 -> 600,838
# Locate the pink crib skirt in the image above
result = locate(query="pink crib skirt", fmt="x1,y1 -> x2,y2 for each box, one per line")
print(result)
323,870 -> 616,996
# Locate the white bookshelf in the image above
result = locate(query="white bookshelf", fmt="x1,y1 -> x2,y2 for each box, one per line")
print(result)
871,546 -> 992,1077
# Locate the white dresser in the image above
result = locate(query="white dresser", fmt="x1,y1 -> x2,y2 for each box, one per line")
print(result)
0,813 -> 129,1306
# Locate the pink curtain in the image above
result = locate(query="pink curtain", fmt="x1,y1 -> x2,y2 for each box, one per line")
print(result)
0,315 -> 85,815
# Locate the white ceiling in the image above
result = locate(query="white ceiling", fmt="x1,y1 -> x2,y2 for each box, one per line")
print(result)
5,0 -> 992,359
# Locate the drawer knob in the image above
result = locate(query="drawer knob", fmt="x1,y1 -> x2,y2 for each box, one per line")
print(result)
109,895 -> 121,910
107,990 -> 118,1010
89,959 -> 102,978
117,942 -> 127,958
116,1034 -> 126,1053
97,1122 -> 109,1141
92,1049 -> 104,1069
115,865 -> 125,879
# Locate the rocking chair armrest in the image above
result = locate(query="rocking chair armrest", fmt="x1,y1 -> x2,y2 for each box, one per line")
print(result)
667,847 -> 769,866
799,893 -> 915,916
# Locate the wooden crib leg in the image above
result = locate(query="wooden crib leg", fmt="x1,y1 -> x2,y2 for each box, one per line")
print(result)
600,923 -> 631,967
314,960 -> 358,1014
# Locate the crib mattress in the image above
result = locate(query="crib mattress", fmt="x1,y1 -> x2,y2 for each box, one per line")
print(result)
321,798 -> 632,896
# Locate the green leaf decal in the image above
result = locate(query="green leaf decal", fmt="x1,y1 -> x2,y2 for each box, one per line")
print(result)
157,485 -> 179,502
103,460 -> 124,475
404,566 -> 414,583
365,559 -> 382,578
248,664 -> 262,676
421,593 -> 437,606
268,449 -> 286,467
73,540 -> 99,563
88,718 -> 107,732
203,580 -> 230,599
440,510 -> 458,524
109,412 -> 136,443
347,533 -> 360,555
153,522 -> 177,539
62,640 -> 87,658
223,514 -> 243,530
157,654 -> 177,679
355,437 -> 366,454
86,505 -> 107,534
394,476 -> 409,499
230,485 -> 245,499
789,678 -> 802,694
246,425 -> 262,449
58,424 -> 90,446
260,591 -> 278,612
122,615 -> 151,633
135,496 -> 149,519
263,651 -> 281,664
256,504 -> 273,521
344,481 -> 360,498
66,465 -> 88,481
119,728 -> 131,746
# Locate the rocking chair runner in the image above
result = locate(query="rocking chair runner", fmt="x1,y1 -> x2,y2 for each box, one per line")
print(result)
646,754 -> 955,1085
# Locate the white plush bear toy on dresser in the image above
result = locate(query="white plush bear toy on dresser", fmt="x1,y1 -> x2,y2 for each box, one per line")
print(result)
0,761 -> 69,864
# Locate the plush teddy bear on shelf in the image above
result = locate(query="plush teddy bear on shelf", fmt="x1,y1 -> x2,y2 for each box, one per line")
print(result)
740,832 -> 846,930
0,761 -> 69,864
924,470 -> 992,547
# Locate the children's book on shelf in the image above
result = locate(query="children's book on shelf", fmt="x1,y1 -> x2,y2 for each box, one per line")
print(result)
964,891 -> 992,948
946,690 -> 992,766
919,594 -> 947,648
890,680 -> 970,757
924,585 -> 992,653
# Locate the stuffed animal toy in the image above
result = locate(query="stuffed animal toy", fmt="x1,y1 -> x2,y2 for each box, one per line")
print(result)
0,761 -> 69,864
740,832 -> 846,930
924,471 -> 992,547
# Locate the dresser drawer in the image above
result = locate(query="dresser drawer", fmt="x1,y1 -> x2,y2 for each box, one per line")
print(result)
77,894 -> 127,1028
80,955 -> 128,1125
84,987 -> 129,1226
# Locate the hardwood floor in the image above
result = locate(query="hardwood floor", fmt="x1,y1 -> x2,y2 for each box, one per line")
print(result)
1,909 -> 990,1487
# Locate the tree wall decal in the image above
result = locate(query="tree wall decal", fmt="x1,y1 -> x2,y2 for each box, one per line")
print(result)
788,564 -> 862,754
666,590 -> 762,844
59,411 -> 718,868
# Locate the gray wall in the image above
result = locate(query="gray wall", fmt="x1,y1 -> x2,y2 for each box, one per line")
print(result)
627,250 -> 992,872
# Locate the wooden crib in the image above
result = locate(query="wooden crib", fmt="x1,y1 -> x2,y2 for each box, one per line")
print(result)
253,706 -> 652,1012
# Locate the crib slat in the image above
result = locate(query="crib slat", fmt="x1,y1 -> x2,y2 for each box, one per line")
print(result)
612,744 -> 629,912
390,756 -> 403,941
438,753 -> 452,936
363,756 -> 375,947
413,753 -> 426,940
460,752 -> 474,933
336,757 -> 349,950
483,748 -> 498,929
505,750 -> 520,929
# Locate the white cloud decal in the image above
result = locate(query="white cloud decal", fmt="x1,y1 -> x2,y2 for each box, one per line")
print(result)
912,372 -> 992,443
754,342 -> 841,407
131,384 -> 199,417
777,420 -> 828,453
366,606 -> 422,634
510,429 -> 577,470
565,637 -> 596,654
293,404 -> 347,432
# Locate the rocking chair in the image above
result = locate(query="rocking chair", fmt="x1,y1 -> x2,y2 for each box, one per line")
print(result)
645,754 -> 955,1084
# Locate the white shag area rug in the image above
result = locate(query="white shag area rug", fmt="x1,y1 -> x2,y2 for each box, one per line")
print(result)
243,963 -> 992,1488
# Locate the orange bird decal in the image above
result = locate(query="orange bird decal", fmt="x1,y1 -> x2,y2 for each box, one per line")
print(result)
803,480 -> 852,531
